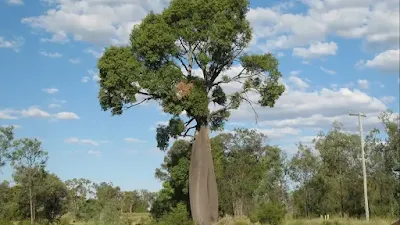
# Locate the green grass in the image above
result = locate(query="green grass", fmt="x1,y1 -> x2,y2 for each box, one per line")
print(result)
68,213 -> 396,225
284,218 -> 395,225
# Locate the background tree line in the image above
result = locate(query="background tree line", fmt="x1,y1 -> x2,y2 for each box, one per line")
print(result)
0,110 -> 398,225
149,110 -> 399,224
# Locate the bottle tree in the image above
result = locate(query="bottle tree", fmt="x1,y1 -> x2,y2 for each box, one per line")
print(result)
97,0 -> 285,224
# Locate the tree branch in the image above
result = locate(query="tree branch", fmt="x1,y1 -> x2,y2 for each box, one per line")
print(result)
242,94 -> 259,124
185,118 -> 195,126
124,97 -> 153,109
182,125 -> 197,137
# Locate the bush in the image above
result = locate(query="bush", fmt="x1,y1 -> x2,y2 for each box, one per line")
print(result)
214,215 -> 259,225
156,203 -> 193,225
0,218 -> 14,225
250,202 -> 285,225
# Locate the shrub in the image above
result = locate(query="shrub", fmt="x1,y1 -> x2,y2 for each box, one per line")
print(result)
0,218 -> 14,225
214,215 -> 258,225
157,203 -> 193,225
250,202 -> 285,225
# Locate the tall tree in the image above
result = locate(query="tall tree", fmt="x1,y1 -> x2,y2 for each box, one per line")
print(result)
65,178 -> 94,220
289,143 -> 319,218
11,138 -> 48,225
0,126 -> 14,172
97,0 -> 284,224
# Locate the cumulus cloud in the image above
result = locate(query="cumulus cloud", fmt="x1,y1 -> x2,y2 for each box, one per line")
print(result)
69,58 -> 80,64
379,96 -> 396,104
320,66 -> 336,75
40,31 -> 69,43
288,76 -> 310,90
22,0 -> 170,45
84,48 -> 104,58
0,36 -> 24,52
124,138 -> 147,143
7,0 -> 23,5
21,107 -> 51,118
356,49 -> 400,74
65,137 -> 104,146
0,109 -> 19,120
42,88 -> 59,94
357,79 -> 370,89
54,112 -> 80,120
81,77 -> 90,83
39,50 -> 62,58
290,70 -> 301,76
293,41 -> 338,59
0,106 -> 79,121
88,150 -> 101,156
248,1 -> 399,51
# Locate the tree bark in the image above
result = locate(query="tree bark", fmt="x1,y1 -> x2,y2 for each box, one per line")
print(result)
189,126 -> 219,225
29,183 -> 35,225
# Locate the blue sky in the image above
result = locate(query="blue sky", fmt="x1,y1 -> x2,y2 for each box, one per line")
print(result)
0,0 -> 399,192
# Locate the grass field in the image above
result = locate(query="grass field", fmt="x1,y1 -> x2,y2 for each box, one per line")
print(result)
68,213 -> 397,225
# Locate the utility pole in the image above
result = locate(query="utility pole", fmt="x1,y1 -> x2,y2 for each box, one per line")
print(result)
349,112 -> 369,221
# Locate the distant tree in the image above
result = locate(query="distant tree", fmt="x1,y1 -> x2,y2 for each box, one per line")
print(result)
11,138 -> 48,225
289,143 -> 319,218
65,178 -> 94,220
36,172 -> 68,224
97,0 -> 285,223
0,126 -> 14,172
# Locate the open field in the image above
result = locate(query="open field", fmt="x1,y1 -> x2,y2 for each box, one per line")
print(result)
67,213 -> 397,225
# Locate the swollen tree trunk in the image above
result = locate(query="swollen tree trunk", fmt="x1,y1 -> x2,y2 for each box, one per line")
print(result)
189,126 -> 219,225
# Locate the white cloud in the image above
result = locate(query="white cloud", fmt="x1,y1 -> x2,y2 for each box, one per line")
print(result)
39,50 -> 62,58
88,150 -> 101,156
293,41 -> 338,59
21,107 -> 51,118
0,36 -> 24,51
0,109 -> 18,120
254,127 -> 301,139
65,137 -> 99,146
288,76 -> 310,90
69,58 -> 80,64
42,88 -> 59,94
21,0 -> 170,45
7,0 -> 23,5
88,70 -> 100,82
248,1 -> 399,51
290,70 -> 301,76
357,79 -> 370,89
380,96 -> 395,104
0,124 -> 21,129
320,66 -> 336,75
81,77 -> 90,83
54,112 -> 80,120
40,31 -> 69,43
357,49 -> 400,74
124,138 -> 147,143
48,103 -> 61,108
84,48 -> 103,58
229,84 -> 389,134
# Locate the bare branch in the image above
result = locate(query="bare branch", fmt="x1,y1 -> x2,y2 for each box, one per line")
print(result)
124,97 -> 153,109
242,93 -> 259,124
183,125 -> 197,137
177,56 -> 190,74
185,118 -> 195,126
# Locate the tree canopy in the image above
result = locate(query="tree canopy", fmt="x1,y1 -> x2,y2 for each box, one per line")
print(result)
97,0 -> 285,150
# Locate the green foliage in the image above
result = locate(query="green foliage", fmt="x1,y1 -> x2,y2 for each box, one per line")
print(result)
250,202 -> 285,225
0,126 -> 14,170
97,0 -> 284,151
0,218 -> 14,225
156,203 -> 193,225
